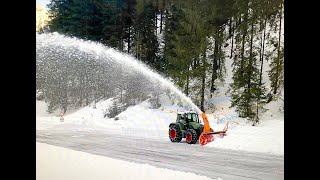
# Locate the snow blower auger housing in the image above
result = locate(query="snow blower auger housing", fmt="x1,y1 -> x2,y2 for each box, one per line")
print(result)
168,111 -> 228,146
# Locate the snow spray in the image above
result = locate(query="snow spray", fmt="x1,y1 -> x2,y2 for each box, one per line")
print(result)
36,33 -> 202,114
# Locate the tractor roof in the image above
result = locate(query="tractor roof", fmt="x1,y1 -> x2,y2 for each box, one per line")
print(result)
177,111 -> 197,114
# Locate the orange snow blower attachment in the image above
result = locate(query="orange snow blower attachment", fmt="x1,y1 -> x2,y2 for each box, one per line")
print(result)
199,112 -> 229,146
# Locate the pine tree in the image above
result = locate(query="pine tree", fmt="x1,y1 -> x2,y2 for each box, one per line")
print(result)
131,0 -> 160,71
164,1 -> 195,92
268,2 -> 284,98
48,0 -> 105,42
230,0 -> 269,124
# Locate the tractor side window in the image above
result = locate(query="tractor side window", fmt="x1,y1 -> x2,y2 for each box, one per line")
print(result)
192,114 -> 198,123
186,114 -> 192,122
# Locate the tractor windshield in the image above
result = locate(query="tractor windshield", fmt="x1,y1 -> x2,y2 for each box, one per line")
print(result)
192,113 -> 199,123
186,113 -> 199,123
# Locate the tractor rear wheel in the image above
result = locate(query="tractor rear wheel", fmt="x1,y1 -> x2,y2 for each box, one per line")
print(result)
169,125 -> 182,142
186,129 -> 198,144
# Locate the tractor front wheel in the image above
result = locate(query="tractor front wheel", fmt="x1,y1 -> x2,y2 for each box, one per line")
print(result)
186,129 -> 198,144
169,125 -> 182,142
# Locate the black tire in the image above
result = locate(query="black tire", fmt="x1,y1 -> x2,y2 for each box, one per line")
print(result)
169,124 -> 182,142
186,129 -> 198,144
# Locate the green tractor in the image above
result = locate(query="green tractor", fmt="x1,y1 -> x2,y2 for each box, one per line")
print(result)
169,111 -> 207,144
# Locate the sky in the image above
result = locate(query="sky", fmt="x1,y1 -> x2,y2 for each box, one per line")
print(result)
37,0 -> 50,8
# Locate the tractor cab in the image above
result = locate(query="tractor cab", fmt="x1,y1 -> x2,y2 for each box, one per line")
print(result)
177,111 -> 200,126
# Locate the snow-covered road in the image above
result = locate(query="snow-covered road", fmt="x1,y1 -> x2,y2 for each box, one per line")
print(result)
36,129 -> 284,180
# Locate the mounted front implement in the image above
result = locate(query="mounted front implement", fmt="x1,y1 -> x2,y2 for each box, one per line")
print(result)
168,111 -> 228,146
198,112 -> 229,145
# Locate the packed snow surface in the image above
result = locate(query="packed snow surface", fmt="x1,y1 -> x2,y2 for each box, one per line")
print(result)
36,142 -> 216,180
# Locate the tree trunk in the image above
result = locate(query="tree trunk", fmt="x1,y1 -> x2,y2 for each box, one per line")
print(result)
259,17 -> 267,86
240,1 -> 249,73
259,24 -> 263,63
155,12 -> 157,36
210,38 -> 218,93
136,33 -> 140,58
229,18 -> 232,38
240,30 -> 247,72
120,38 -> 124,52
201,49 -> 207,112
210,30 -> 220,93
230,18 -> 234,58
274,4 -> 282,95
185,64 -> 190,96
247,17 -> 254,121
201,73 -> 205,112
160,10 -> 163,33
256,17 -> 266,125
128,26 -> 131,53
218,43 -> 222,70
